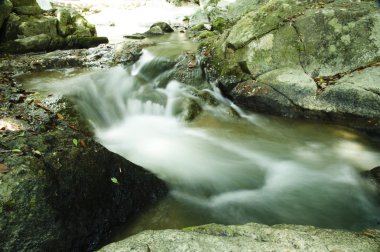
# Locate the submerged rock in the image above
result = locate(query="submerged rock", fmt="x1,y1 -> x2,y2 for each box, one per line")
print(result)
363,166 -> 380,195
145,22 -> 175,36
98,222 -> 380,252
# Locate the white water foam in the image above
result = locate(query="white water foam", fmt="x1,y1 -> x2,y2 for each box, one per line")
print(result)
65,53 -> 380,230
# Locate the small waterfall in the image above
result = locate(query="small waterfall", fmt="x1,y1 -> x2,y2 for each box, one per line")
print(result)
68,51 -> 380,230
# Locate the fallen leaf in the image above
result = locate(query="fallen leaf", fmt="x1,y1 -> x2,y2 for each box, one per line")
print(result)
56,113 -> 64,120
0,164 -> 10,173
79,139 -> 87,148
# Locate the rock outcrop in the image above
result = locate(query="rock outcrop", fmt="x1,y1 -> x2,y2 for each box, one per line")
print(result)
98,222 -> 380,252
0,0 -> 108,54
200,0 -> 380,130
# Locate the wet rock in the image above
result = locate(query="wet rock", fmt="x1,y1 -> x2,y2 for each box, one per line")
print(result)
179,97 -> 203,121
232,79 -> 299,117
362,166 -> 380,192
98,222 -> 380,252
231,67 -> 318,117
145,22 -> 174,36
0,73 -> 167,251
113,39 -> 156,65
155,54 -> 210,90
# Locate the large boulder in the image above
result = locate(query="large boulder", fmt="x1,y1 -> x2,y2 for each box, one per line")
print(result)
0,6 -> 107,54
16,15 -> 57,38
202,0 -> 380,129
56,8 -> 97,37
0,73 -> 167,251
98,223 -> 380,252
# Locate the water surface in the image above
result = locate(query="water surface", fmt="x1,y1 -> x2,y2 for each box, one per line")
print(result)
18,36 -> 380,243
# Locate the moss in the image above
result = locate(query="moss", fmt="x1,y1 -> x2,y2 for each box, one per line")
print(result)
211,17 -> 228,33
197,31 -> 216,39
226,0 -> 309,49
190,24 -> 206,31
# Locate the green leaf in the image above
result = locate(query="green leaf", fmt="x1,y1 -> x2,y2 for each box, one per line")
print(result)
73,139 -> 78,146
111,177 -> 119,184
11,149 -> 22,153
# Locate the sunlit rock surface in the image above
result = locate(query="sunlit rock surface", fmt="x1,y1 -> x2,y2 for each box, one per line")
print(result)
202,0 -> 380,129
99,223 -> 380,252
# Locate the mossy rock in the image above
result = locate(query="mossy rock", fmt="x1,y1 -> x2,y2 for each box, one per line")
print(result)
0,74 -> 167,251
0,0 -> 13,29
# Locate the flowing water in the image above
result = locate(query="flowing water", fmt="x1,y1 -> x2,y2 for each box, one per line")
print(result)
19,36 -> 380,242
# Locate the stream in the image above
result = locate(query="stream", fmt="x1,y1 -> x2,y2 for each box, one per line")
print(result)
19,33 -> 380,243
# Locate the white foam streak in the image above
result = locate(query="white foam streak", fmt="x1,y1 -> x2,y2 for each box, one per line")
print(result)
67,54 -> 380,229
